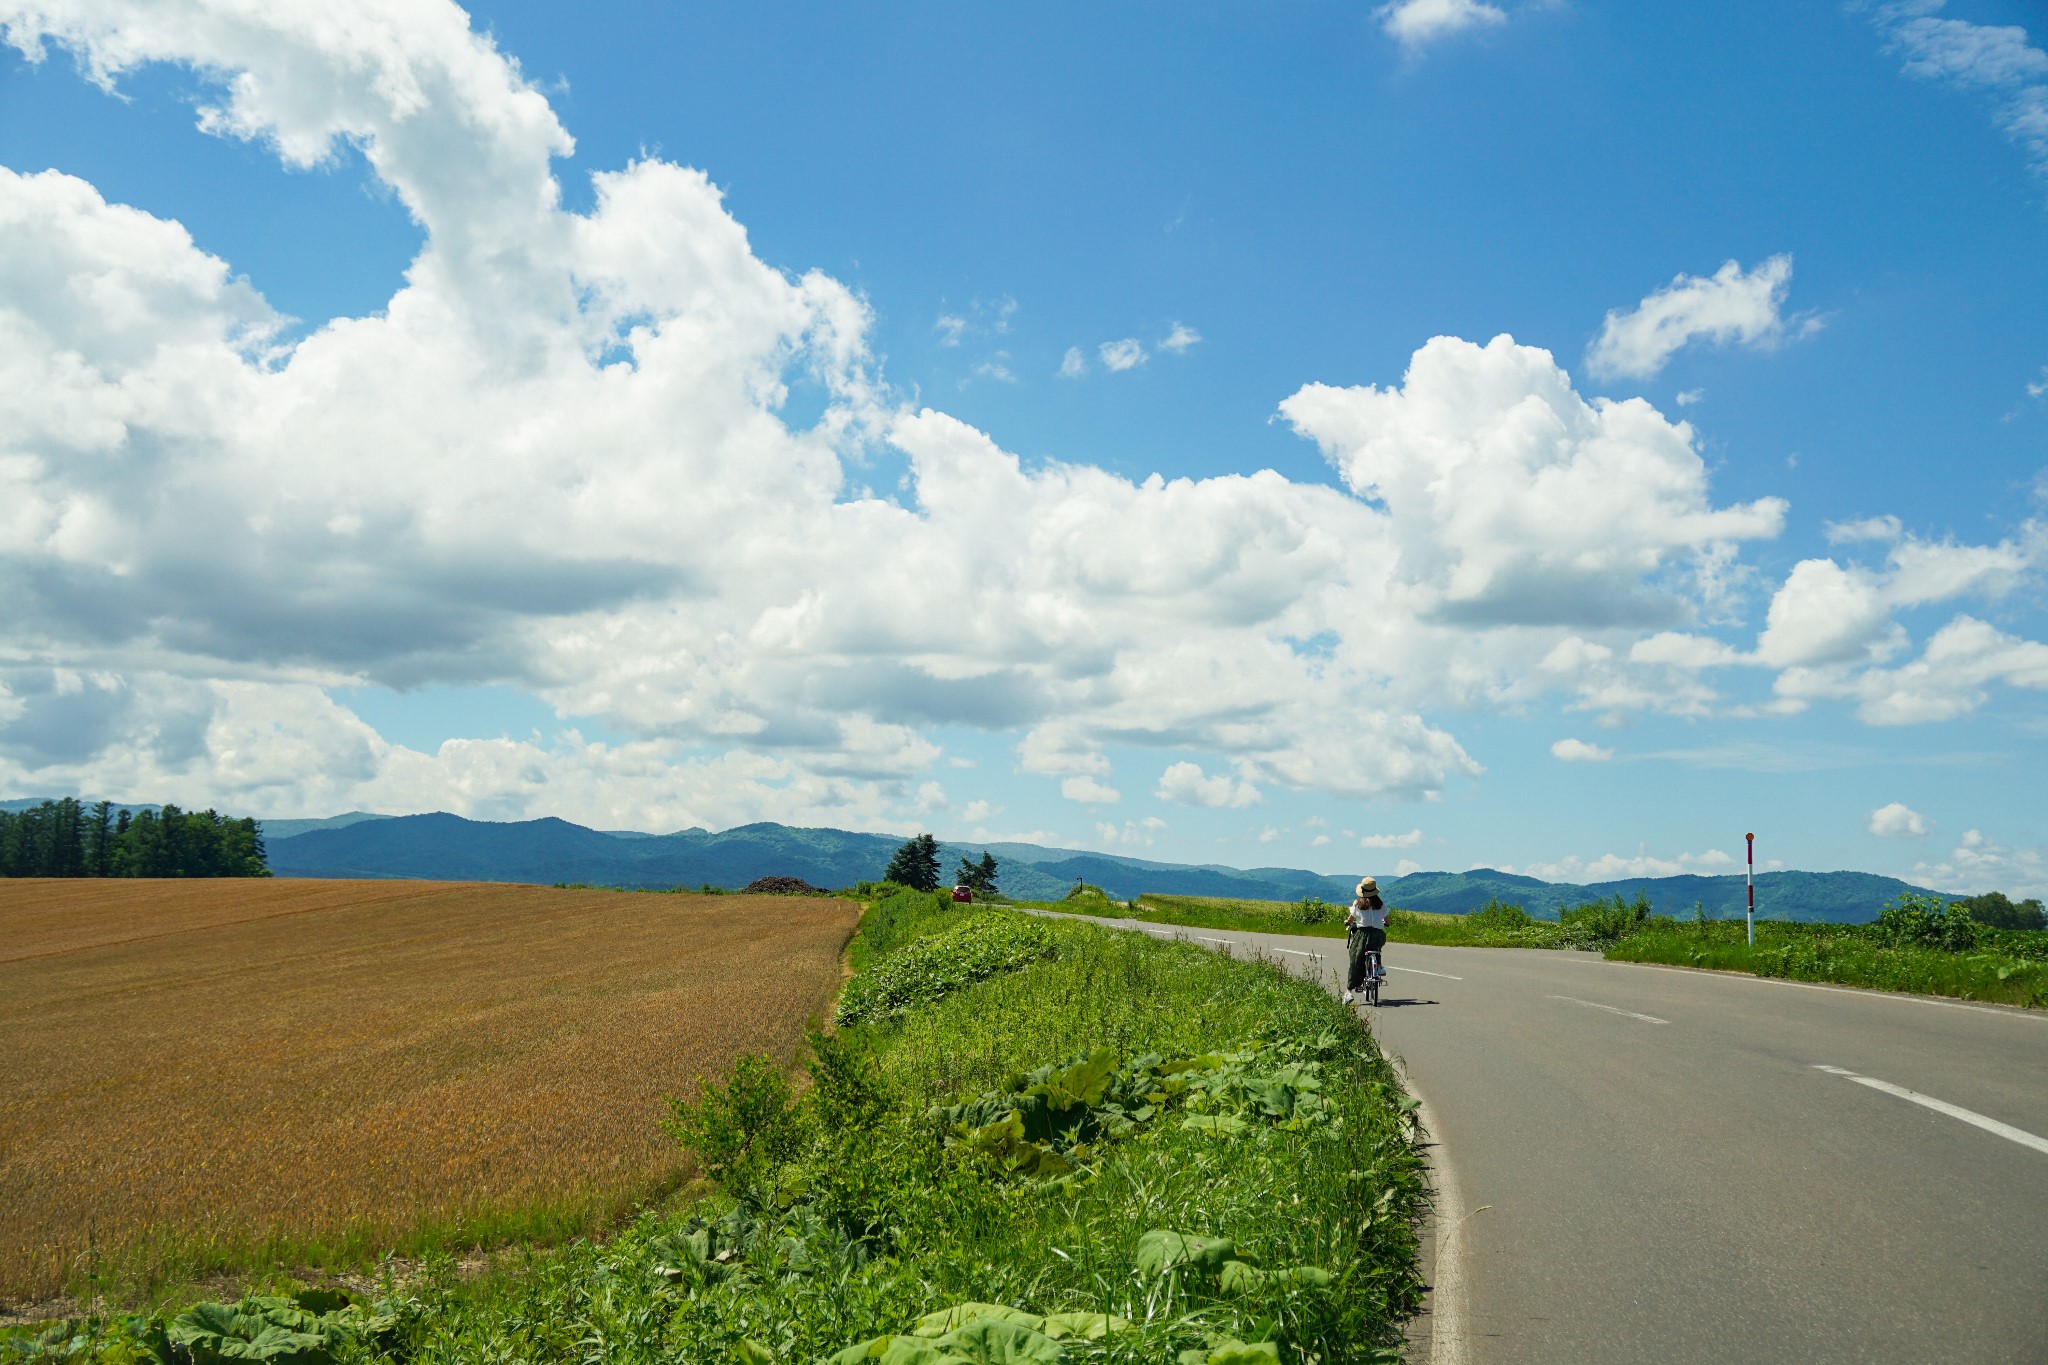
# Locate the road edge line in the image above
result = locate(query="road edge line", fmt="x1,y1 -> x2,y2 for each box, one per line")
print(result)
1387,1053 -> 1470,1365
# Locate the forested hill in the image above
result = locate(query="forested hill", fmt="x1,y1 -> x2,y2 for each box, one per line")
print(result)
252,810 -> 1948,923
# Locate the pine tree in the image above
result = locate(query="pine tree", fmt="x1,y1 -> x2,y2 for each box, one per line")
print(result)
884,833 -> 942,891
88,800 -> 116,877
955,851 -> 1000,896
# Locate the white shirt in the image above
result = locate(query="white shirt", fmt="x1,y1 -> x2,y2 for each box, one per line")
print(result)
1346,899 -> 1387,930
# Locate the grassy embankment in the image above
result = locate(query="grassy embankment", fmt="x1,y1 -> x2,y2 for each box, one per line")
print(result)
9,891 -> 1427,1363
1036,888 -> 2048,1009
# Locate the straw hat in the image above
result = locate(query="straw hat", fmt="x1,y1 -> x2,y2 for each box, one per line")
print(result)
1356,876 -> 1379,898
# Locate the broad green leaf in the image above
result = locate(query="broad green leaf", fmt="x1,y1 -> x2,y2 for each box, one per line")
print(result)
877,1339 -> 959,1365
1218,1261 -> 1267,1292
169,1301 -> 241,1346
828,1336 -> 899,1364
1039,1312 -> 1131,1341
1038,1047 -> 1116,1108
914,1304 -> 1045,1338
734,1341 -> 778,1364
1181,1115 -> 1249,1138
1135,1229 -> 1238,1276
929,1320 -> 1064,1365
1205,1342 -> 1281,1364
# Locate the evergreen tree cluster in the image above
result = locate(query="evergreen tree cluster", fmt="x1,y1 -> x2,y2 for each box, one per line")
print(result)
879,833 -> 1001,897
0,798 -> 270,878
882,833 -> 941,891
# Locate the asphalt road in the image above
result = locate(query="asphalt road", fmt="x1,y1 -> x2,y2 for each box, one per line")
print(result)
1055,914 -> 2048,1364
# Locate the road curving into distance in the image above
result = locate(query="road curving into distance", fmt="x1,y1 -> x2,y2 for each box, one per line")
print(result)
1042,911 -> 2048,1364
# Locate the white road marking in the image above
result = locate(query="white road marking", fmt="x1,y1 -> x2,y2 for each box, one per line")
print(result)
1811,1065 -> 2048,1157
1196,935 -> 1234,947
1386,1055 -> 1471,1365
1547,994 -> 1669,1025
1270,947 -> 1324,961
1389,964 -> 1463,981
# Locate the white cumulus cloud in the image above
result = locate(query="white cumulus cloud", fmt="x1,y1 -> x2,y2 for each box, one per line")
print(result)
1377,0 -> 1506,50
1057,345 -> 1086,378
1154,760 -> 1263,809
1525,847 -> 1737,881
1281,333 -> 1786,634
1550,738 -> 1613,763
1160,322 -> 1201,353
1908,829 -> 2048,898
1060,776 -> 1121,805
1098,338 -> 1146,372
1587,255 -> 1814,381
6,0 -> 1944,833
1867,801 -> 1929,838
1752,523 -> 2047,722
1360,828 -> 1424,848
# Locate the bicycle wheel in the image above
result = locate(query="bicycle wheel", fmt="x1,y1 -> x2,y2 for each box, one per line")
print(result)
1364,956 -> 1380,1006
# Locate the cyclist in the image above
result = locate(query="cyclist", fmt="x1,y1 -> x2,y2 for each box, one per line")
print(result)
1343,876 -> 1388,1004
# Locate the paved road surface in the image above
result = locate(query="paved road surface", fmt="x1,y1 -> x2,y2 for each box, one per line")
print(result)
1049,913 -> 2048,1364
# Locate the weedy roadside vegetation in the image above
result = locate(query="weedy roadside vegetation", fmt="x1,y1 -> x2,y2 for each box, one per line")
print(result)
1609,893 -> 2048,1007
9,889 -> 1429,1363
0,880 -> 856,1306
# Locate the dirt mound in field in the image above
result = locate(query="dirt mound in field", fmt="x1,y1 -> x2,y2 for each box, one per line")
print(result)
740,875 -> 829,896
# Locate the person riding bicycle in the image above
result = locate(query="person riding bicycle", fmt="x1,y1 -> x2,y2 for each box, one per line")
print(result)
1344,876 -> 1388,1005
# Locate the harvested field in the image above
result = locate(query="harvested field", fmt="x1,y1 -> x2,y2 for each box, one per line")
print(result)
0,879 -> 858,1304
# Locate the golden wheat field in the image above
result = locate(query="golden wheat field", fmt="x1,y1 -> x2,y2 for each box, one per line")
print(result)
0,878 -> 858,1303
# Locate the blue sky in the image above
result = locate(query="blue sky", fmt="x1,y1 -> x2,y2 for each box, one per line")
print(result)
0,0 -> 2043,892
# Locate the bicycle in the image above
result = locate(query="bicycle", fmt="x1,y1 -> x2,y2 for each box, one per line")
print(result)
1362,947 -> 1382,1007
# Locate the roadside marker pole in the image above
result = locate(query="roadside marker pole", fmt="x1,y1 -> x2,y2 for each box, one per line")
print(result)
1745,832 -> 1755,947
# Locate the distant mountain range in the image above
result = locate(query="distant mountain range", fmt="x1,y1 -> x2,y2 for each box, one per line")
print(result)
2,796 -> 1946,922
244,809 -> 1942,923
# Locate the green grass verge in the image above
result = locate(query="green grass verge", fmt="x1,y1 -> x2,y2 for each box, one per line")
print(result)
1608,921 -> 2048,1008
10,893 -> 1428,1363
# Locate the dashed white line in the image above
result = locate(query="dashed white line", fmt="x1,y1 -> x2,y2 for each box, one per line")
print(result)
1389,965 -> 1463,981
1270,947 -> 1324,961
1547,994 -> 1669,1025
1196,936 -> 1234,947
1812,1065 -> 2048,1157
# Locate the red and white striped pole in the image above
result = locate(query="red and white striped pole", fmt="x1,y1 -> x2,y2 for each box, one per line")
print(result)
1745,832 -> 1755,947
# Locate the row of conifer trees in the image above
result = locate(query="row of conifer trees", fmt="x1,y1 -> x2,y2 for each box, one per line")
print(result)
0,797 -> 269,879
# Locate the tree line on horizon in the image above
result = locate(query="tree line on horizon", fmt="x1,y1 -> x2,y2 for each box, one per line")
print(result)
0,798 -> 270,879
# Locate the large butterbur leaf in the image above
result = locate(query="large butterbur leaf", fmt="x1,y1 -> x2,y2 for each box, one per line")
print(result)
1135,1229 -> 1240,1277
914,1304 -> 1046,1337
929,1320 -> 1064,1364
